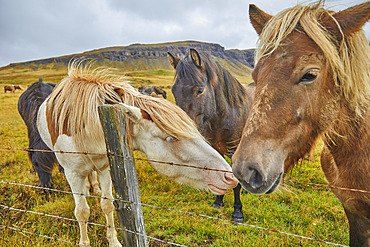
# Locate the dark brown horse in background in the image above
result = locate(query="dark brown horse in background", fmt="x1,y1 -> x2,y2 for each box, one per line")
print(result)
232,3 -> 369,246
138,85 -> 167,98
168,49 -> 255,222
18,78 -> 59,187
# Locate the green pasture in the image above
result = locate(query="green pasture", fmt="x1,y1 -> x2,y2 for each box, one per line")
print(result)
0,69 -> 348,246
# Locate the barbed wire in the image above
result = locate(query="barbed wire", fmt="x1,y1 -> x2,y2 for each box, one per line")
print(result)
1,146 -> 369,195
284,179 -> 370,194
1,180 -> 348,246
0,224 -> 88,246
0,203 -> 187,247
0,146 -> 234,174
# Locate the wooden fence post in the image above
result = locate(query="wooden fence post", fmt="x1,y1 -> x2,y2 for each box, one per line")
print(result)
98,104 -> 148,247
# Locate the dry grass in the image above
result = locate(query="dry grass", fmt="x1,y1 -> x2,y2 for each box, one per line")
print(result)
0,70 -> 349,246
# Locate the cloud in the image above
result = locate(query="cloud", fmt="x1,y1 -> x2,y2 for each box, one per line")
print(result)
0,0 -> 368,67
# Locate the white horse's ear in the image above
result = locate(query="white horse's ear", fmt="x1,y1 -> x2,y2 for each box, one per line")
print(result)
119,103 -> 142,123
119,103 -> 153,123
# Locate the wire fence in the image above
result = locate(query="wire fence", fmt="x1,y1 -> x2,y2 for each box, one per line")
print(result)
2,146 -> 368,246
1,180 -> 348,247
1,147 -> 368,195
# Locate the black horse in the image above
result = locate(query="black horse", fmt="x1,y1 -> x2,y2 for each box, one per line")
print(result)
138,85 -> 167,99
168,49 -> 255,223
18,78 -> 59,187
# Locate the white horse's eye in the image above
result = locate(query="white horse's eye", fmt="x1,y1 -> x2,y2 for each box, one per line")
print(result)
165,136 -> 177,142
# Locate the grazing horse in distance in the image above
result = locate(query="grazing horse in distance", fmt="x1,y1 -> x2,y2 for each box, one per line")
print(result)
4,85 -> 15,93
18,78 -> 101,194
37,61 -> 238,246
168,49 -> 255,223
14,85 -> 24,91
138,85 -> 167,99
232,3 -> 370,246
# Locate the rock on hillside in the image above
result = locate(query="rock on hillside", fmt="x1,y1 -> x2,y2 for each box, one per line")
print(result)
4,41 -> 255,74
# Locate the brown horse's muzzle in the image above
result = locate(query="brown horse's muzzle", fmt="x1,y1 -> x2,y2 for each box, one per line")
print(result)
232,141 -> 284,195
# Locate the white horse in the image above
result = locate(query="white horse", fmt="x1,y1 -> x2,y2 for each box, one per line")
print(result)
37,62 -> 238,246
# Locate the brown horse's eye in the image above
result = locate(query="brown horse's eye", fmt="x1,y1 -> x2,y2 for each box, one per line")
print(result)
300,70 -> 318,84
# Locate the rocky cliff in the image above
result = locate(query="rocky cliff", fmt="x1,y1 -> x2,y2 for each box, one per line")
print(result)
5,41 -> 254,74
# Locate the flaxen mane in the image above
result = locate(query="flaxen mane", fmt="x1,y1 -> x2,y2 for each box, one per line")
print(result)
47,61 -> 201,155
176,51 -> 247,107
256,3 -> 370,118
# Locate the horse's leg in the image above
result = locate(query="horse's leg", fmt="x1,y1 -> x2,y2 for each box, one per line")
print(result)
212,195 -> 225,208
64,170 -> 91,246
321,146 -> 370,246
343,207 -> 370,247
85,176 -> 91,196
231,183 -> 244,223
89,171 -> 102,195
99,168 -> 121,247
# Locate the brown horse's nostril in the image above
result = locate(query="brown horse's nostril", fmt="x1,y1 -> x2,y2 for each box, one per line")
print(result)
249,168 -> 265,190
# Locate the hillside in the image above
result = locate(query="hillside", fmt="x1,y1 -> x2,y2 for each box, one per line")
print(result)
0,41 -> 254,84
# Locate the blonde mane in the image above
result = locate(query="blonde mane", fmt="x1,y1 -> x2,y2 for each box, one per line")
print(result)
46,60 -> 201,154
255,2 -> 370,117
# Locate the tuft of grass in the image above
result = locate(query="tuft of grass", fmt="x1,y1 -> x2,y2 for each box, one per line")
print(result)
0,70 -> 349,246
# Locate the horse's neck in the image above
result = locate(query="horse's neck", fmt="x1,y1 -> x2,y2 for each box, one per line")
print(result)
325,105 -> 369,169
214,76 -> 249,113
200,78 -> 251,156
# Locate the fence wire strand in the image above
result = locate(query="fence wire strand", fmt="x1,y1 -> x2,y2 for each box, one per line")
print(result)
0,203 -> 187,247
1,180 -> 348,247
0,224 -> 88,246
1,146 -> 368,195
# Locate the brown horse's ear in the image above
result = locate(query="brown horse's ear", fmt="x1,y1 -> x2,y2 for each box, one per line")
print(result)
249,4 -> 272,35
167,52 -> 180,69
190,48 -> 202,68
321,2 -> 370,41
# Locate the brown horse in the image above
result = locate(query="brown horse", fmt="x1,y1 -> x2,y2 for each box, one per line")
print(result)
168,49 -> 255,222
232,3 -> 369,246
4,85 -> 15,93
14,85 -> 24,91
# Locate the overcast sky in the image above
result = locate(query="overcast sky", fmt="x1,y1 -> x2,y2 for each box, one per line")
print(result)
0,0 -> 368,67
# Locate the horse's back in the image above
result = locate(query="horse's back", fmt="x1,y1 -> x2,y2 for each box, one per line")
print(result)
18,81 -> 56,132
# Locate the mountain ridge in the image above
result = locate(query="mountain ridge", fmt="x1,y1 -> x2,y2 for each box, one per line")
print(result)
3,41 -> 254,72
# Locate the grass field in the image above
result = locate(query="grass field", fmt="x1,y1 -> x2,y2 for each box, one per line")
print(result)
0,69 -> 349,246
